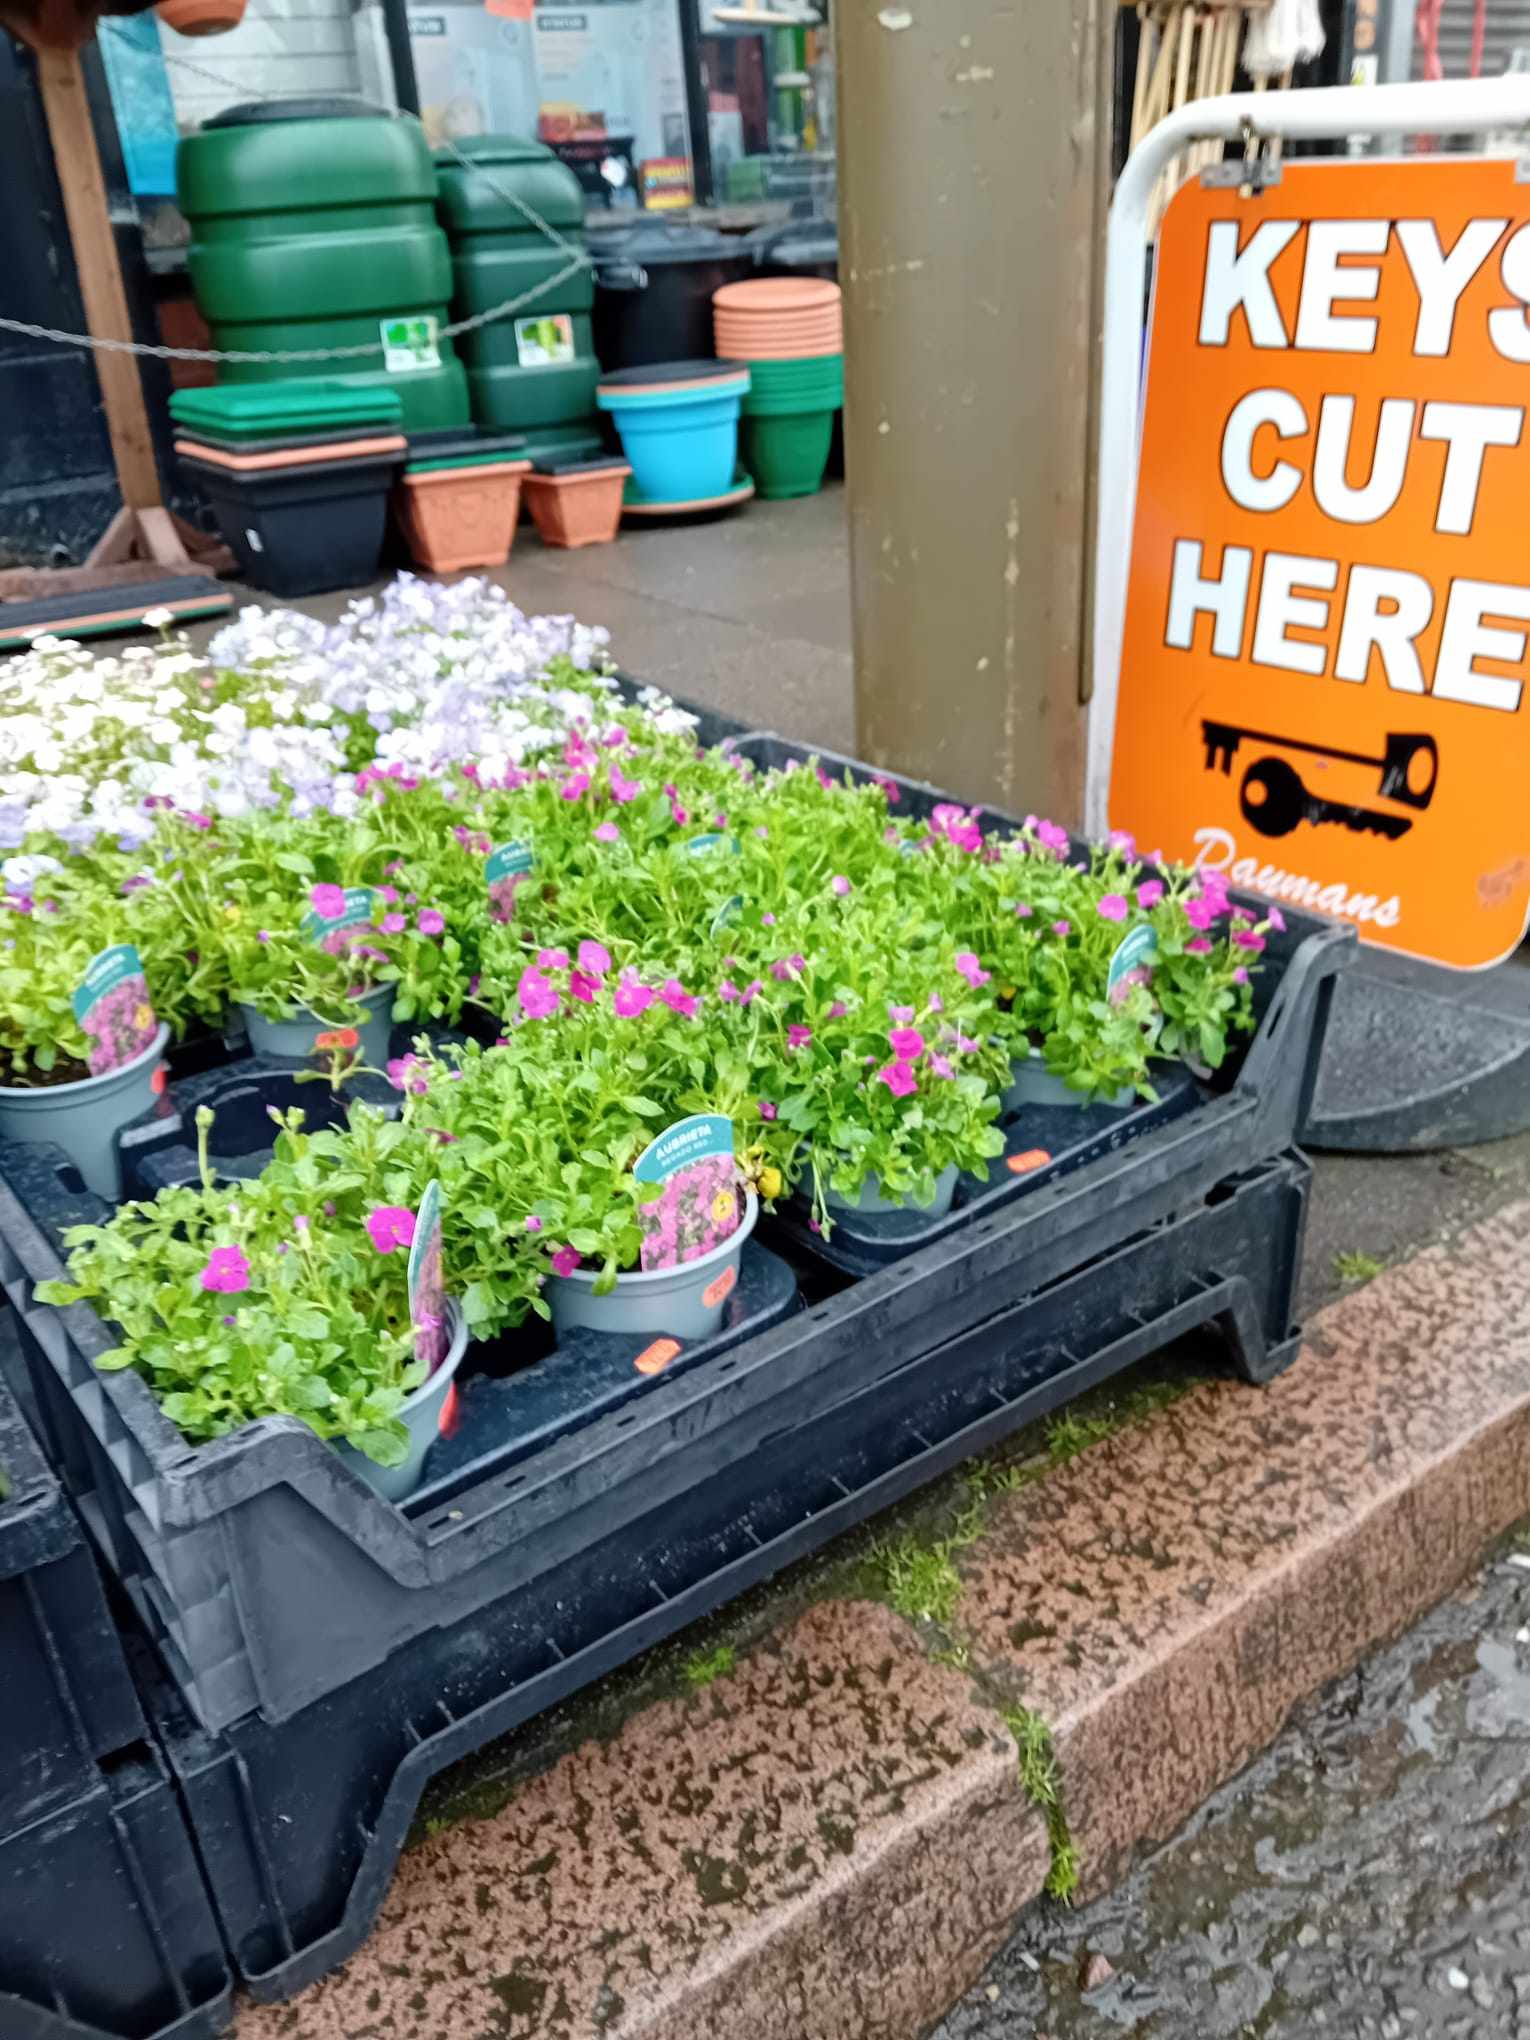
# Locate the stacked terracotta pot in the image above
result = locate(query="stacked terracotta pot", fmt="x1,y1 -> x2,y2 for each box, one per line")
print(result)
711,278 -> 844,500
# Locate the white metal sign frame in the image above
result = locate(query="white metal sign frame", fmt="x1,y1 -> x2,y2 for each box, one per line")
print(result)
1085,73 -> 1530,838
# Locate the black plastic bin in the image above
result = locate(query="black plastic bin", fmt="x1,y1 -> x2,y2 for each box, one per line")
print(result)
177,447 -> 403,599
591,219 -> 755,369
142,1149 -> 1310,2003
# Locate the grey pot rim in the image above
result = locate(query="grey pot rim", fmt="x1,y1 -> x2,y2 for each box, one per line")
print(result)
552,1186 -> 759,1294
0,1021 -> 171,1099
236,981 -> 396,1026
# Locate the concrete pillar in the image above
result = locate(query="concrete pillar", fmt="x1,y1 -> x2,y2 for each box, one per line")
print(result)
835,0 -> 1112,825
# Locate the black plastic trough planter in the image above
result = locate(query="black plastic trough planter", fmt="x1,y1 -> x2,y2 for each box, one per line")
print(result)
0,1362 -> 230,2040
134,1149 -> 1310,2002
178,447 -> 403,600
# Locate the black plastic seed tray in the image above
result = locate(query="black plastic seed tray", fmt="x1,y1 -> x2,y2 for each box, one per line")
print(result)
790,1063 -> 1204,1276
0,1328 -> 145,1839
0,1744 -> 230,2040
417,1241 -> 800,1506
0,813 -> 1344,1736
138,1150 -> 1309,2002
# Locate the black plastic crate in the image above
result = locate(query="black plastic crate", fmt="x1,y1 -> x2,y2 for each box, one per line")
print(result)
0,1331 -> 145,1838
0,1747 -> 230,2040
0,821 -> 1345,1734
145,1150 -> 1309,2002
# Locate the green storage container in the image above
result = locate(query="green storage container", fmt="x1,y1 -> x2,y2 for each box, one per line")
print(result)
434,136 -> 602,460
176,102 -> 469,434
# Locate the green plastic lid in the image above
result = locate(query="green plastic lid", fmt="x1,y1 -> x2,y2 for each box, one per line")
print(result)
406,450 -> 533,473
170,379 -> 404,437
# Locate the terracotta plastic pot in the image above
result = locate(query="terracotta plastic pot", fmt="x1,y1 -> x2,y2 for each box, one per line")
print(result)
713,277 -> 841,313
155,0 -> 247,31
174,434 -> 407,473
523,460 -> 631,548
393,459 -> 532,573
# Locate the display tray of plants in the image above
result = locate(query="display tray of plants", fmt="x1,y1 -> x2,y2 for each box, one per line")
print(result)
127,1147 -> 1311,2004
0,575 -> 1350,1745
0,1364 -> 231,2040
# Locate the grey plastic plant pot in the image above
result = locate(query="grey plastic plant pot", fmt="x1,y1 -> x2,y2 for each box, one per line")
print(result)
550,1188 -> 759,1342
332,1302 -> 468,1504
1003,1050 -> 1134,1115
825,1163 -> 959,1219
237,985 -> 394,1069
0,1025 -> 170,1201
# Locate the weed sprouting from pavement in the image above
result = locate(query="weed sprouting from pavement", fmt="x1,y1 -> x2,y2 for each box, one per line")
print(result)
682,1643 -> 736,1689
1005,1706 -> 1079,1902
1335,1249 -> 1386,1285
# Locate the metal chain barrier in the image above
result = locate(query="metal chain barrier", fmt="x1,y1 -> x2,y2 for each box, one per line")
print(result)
0,39 -> 598,364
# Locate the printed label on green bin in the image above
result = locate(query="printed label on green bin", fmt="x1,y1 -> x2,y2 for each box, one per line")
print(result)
486,841 -> 534,924
300,886 -> 375,954
632,1112 -> 739,1273
514,314 -> 575,368
73,944 -> 156,1077
381,314 -> 441,373
408,1179 -> 449,1371
1107,924 -> 1158,1008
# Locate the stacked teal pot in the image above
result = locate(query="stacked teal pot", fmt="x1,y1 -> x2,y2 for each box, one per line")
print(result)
595,361 -> 750,505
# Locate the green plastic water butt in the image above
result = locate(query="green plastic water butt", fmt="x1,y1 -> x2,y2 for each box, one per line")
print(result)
434,136 -> 602,454
176,103 -> 469,433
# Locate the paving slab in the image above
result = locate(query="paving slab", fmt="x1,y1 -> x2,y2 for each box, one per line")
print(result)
957,1201 -> 1530,1897
234,1600 -> 1045,2040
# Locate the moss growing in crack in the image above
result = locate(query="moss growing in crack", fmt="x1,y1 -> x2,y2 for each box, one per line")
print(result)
682,1643 -> 736,1689
1334,1249 -> 1386,1285
1005,1706 -> 1078,1902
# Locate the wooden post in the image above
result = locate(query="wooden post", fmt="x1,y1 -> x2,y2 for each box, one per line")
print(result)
34,42 -> 189,567
834,0 -> 1112,822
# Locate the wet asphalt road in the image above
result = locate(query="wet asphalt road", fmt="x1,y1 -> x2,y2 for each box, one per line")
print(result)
933,1536 -> 1530,2040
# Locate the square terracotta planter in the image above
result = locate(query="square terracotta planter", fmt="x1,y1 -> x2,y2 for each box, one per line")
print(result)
523,458 -> 632,549
393,459 -> 532,574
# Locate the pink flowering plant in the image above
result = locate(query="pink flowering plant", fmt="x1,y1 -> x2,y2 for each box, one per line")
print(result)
37,1104 -> 436,1466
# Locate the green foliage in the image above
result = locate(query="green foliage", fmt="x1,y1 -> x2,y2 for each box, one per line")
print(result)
1334,1249 -> 1386,1285
1004,1706 -> 1079,1903
682,1643 -> 737,1688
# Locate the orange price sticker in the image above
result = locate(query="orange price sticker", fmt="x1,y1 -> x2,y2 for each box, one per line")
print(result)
701,1264 -> 737,1310
1006,1148 -> 1052,1175
150,1065 -> 167,1095
437,1381 -> 461,1438
634,1337 -> 682,1377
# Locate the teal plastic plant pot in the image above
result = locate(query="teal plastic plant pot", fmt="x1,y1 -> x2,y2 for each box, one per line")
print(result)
332,1302 -> 468,1504
739,408 -> 834,499
596,382 -> 747,504
237,984 -> 394,1069
0,1025 -> 170,1201
824,1164 -> 958,1219
1003,1050 -> 1134,1114
549,1188 -> 758,1343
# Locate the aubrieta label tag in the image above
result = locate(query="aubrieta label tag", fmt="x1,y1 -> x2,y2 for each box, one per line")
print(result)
73,944 -> 157,1076
408,1179 -> 449,1372
1107,924 -> 1158,1007
299,886 -> 374,946
487,841 -> 533,924
632,1112 -> 739,1273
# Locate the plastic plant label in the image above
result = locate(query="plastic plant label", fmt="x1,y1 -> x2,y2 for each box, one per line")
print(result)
300,886 -> 374,953
381,314 -> 442,372
683,832 -> 739,857
632,1112 -> 739,1273
486,841 -> 533,924
514,314 -> 574,367
408,1179 -> 449,1371
73,944 -> 156,1076
1107,924 -> 1158,1007
709,894 -> 743,935
633,1337 -> 682,1376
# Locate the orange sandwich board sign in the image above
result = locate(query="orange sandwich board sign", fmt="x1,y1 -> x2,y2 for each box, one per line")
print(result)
1110,157 -> 1530,971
